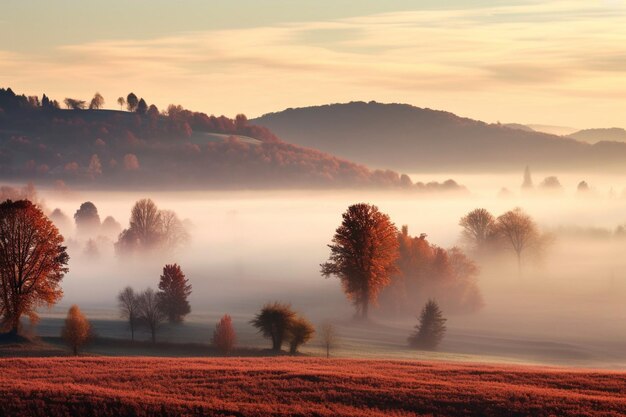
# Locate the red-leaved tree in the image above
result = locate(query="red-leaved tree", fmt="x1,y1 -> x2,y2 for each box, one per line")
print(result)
212,314 -> 236,354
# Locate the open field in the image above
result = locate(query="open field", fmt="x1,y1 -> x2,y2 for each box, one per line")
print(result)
0,357 -> 625,417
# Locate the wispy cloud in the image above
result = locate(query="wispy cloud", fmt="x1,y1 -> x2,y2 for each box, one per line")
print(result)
2,0 -> 626,126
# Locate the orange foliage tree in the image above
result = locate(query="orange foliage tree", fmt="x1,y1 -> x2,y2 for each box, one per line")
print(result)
61,305 -> 91,355
0,200 -> 69,335
380,226 -> 482,315
321,203 -> 399,320
212,314 -> 236,354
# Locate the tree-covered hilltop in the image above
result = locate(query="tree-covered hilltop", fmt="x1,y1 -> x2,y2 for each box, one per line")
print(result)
0,88 -> 463,191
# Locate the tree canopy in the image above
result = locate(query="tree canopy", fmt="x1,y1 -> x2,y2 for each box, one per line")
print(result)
321,203 -> 399,319
0,200 -> 69,335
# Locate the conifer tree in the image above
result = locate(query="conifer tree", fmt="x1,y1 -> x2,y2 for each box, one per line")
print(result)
408,299 -> 447,350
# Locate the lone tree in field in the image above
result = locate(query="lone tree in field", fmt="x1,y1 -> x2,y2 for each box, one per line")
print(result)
287,316 -> 315,354
117,96 -> 126,110
408,299 -> 446,350
319,321 -> 337,358
126,92 -> 139,112
157,264 -> 192,323
89,92 -> 104,110
496,207 -> 540,274
0,200 -> 69,336
250,302 -> 296,352
137,288 -> 166,343
459,208 -> 497,255
118,287 -> 140,341
74,201 -> 101,237
321,203 -> 399,320
61,305 -> 91,355
213,314 -> 236,354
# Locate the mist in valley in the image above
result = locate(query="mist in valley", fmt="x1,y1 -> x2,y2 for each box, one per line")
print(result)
20,169 -> 626,368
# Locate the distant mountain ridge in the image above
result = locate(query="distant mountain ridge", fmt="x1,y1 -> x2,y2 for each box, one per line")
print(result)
568,128 -> 626,144
252,101 -> 626,172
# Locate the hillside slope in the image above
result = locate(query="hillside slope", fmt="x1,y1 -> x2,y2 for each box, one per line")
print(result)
252,102 -> 626,172
0,88 -> 461,191
0,357 -> 624,417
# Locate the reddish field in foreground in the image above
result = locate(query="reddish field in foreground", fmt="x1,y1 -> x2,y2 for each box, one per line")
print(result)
0,357 -> 625,416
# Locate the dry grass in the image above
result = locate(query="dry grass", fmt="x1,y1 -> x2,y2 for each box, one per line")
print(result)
0,356 -> 625,416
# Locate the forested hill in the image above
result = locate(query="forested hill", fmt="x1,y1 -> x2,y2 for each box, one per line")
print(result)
0,88 -> 462,191
252,101 -> 626,173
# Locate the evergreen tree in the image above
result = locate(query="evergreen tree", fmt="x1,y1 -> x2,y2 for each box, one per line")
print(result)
157,264 -> 192,323
408,299 -> 446,350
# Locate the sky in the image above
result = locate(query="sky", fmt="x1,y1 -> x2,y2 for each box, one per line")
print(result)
1,0 -> 625,128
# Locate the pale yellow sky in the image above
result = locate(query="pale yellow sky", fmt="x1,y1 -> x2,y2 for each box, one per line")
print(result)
2,0 -> 625,128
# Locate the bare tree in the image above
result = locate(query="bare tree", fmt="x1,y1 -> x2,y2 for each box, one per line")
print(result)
117,96 -> 126,110
160,210 -> 190,250
496,207 -> 540,274
89,92 -> 104,110
137,288 -> 166,343
118,287 -> 140,341
459,208 -> 497,255
318,321 -> 337,358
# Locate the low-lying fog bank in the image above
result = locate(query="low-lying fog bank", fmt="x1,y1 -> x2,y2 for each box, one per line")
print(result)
20,172 -> 626,367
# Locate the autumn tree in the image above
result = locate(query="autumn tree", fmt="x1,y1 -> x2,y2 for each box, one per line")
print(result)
157,264 -> 192,323
137,288 -> 166,343
318,321 -> 337,358
321,203 -> 399,320
250,302 -> 296,352
0,200 -> 69,336
118,287 -> 140,341
117,96 -> 126,110
213,314 -> 236,354
496,208 -> 540,274
287,315 -> 315,354
126,93 -> 138,112
459,208 -> 497,255
408,299 -> 446,350
74,201 -> 101,237
61,305 -> 91,355
89,92 -> 104,110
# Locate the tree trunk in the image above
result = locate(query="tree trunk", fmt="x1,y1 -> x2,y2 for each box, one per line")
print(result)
361,299 -> 369,320
130,325 -> 135,342
151,328 -> 156,344
73,345 -> 78,356
272,334 -> 281,351
326,344 -> 330,358
516,251 -> 522,278
289,342 -> 297,355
